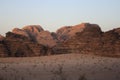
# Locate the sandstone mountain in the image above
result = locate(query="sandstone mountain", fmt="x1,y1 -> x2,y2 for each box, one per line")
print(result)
53,23 -> 120,57
56,23 -> 101,42
0,23 -> 120,57
0,32 -> 50,57
12,25 -> 57,47
0,34 -> 4,41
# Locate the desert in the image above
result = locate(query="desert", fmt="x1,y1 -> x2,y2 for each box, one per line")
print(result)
0,54 -> 120,80
0,0 -> 120,80
0,23 -> 120,80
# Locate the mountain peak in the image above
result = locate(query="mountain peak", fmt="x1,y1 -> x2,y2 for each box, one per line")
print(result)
22,25 -> 44,33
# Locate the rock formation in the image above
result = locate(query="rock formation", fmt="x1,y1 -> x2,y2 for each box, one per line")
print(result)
101,29 -> 120,56
0,32 -> 49,57
0,34 -> 4,41
0,23 -> 120,57
0,42 -> 8,57
0,35 -> 8,57
12,25 -> 57,47
56,26 -> 72,42
56,23 -> 101,42
36,31 -> 57,47
12,28 -> 29,38
53,23 -> 120,56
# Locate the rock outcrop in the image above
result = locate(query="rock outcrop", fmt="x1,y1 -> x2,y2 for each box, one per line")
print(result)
56,23 -> 101,42
53,23 -> 120,56
12,25 -> 57,47
0,35 -> 8,57
12,28 -> 29,38
101,29 -> 120,56
0,32 -> 49,57
22,25 -> 44,42
0,34 -> 4,41
56,26 -> 72,42
36,31 -> 57,47
0,41 -> 9,57
1,23 -> 120,57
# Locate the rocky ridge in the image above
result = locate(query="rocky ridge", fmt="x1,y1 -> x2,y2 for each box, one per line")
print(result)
12,25 -> 57,47
0,32 -> 49,57
0,23 -> 120,57
53,23 -> 120,57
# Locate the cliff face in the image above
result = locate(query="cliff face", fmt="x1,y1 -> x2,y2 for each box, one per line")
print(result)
12,25 -> 57,47
101,29 -> 120,55
36,31 -> 57,47
56,23 -> 101,42
0,32 -> 49,57
0,23 -> 120,57
0,42 -> 8,57
53,23 -> 120,56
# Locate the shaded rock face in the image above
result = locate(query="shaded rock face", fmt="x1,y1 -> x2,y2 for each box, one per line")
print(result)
0,35 -> 4,41
0,41 -> 9,57
12,25 -> 57,47
53,23 -> 120,56
0,32 -> 49,57
101,29 -> 120,55
0,35 -> 8,57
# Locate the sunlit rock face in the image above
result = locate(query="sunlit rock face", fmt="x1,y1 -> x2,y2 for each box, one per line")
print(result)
56,23 -> 101,42
53,23 -> 120,56
54,23 -> 102,54
12,25 -> 57,47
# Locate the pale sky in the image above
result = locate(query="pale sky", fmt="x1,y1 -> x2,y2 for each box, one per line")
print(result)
0,0 -> 120,35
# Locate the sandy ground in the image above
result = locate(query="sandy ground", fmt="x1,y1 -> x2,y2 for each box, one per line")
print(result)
0,54 -> 120,80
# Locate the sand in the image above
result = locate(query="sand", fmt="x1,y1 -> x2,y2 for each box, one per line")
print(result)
0,54 -> 120,80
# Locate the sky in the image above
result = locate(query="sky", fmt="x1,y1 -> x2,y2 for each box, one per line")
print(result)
0,0 -> 120,35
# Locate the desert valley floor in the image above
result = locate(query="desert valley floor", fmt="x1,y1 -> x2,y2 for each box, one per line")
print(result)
0,54 -> 120,80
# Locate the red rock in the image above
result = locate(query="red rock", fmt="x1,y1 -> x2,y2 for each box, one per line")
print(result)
0,34 -> 4,41
54,23 -> 120,57
56,23 -> 101,42
36,31 -> 57,47
12,25 -> 57,47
